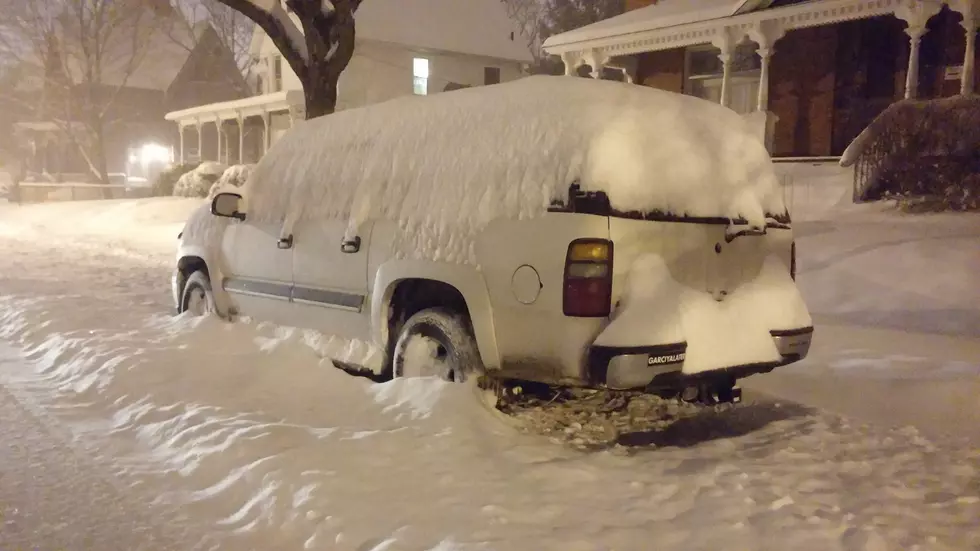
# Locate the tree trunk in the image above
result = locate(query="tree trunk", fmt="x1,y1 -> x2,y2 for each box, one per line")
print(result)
303,69 -> 339,119
89,123 -> 112,198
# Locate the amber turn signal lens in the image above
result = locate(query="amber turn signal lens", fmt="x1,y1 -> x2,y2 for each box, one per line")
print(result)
568,242 -> 610,262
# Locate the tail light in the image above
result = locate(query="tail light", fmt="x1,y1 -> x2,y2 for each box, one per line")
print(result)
563,239 -> 613,317
790,241 -> 797,280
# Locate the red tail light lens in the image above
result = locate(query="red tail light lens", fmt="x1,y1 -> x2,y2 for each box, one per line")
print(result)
563,239 -> 613,317
790,241 -> 797,280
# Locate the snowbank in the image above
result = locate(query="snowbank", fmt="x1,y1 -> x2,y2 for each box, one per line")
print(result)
246,76 -> 785,264
0,197 -> 203,240
174,162 -> 227,198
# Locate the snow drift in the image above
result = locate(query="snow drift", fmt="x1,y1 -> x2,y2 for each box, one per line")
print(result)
244,76 -> 785,264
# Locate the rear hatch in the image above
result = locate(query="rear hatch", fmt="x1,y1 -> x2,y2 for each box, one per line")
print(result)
593,212 -> 812,374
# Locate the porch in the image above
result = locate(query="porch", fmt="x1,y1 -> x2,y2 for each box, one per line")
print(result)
543,0 -> 980,158
163,90 -> 305,166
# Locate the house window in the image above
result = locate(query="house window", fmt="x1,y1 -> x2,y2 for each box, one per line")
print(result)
273,56 -> 283,92
255,75 -> 264,95
685,43 -> 761,114
413,57 -> 429,95
484,67 -> 501,85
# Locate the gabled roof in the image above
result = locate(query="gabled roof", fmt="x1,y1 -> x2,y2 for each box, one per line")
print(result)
250,0 -> 533,63
543,0 -> 766,49
59,9 -> 212,91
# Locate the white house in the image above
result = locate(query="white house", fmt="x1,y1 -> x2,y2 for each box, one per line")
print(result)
164,0 -> 533,165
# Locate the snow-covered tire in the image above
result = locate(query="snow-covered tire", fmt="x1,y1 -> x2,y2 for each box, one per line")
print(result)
392,308 -> 484,382
180,271 -> 215,317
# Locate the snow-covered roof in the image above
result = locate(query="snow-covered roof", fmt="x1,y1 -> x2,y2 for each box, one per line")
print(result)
543,0 -> 747,49
245,76 -> 783,265
165,90 -> 301,123
354,0 -> 532,62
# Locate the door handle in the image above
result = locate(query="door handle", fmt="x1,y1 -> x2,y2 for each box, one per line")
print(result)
341,236 -> 361,254
277,234 -> 294,249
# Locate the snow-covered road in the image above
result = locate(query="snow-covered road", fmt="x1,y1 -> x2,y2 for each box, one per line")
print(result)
1,198 -> 979,551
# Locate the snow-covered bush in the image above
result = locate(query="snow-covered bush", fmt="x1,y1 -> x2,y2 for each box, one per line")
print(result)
153,162 -> 199,196
173,161 -> 227,198
845,96 -> 980,211
207,164 -> 253,199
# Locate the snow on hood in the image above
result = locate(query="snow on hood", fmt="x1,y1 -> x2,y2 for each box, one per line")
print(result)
245,76 -> 785,263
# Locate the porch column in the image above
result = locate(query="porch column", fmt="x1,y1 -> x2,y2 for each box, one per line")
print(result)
584,49 -> 607,79
963,14 -> 978,94
216,118 -> 223,163
757,48 -> 772,111
262,111 -> 271,154
560,52 -> 581,76
750,21 -> 786,112
905,25 -> 926,99
178,124 -> 185,164
236,112 -> 245,164
195,118 -> 203,161
712,29 -> 737,108
895,0 -> 943,100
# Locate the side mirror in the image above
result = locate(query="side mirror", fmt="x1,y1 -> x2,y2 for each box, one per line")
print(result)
211,192 -> 245,221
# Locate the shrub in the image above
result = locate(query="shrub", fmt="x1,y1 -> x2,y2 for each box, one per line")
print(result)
846,95 -> 980,211
153,162 -> 199,197
173,161 -> 227,198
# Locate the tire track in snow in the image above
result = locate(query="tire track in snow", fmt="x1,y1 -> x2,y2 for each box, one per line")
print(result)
2,225 -> 980,550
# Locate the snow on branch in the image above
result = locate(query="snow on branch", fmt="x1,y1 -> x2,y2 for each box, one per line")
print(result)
214,0 -> 309,66
212,0 -> 363,117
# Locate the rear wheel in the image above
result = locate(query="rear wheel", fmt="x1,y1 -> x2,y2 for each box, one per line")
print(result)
180,270 -> 215,316
391,308 -> 483,382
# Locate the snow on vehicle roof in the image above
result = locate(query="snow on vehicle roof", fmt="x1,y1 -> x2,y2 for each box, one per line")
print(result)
245,75 -> 785,262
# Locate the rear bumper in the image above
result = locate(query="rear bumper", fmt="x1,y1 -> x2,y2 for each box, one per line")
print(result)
588,326 -> 814,390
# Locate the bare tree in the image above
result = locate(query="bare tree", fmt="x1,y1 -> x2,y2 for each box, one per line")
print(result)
0,0 -> 175,185
533,0 -> 631,75
210,0 -> 362,119
171,0 -> 255,77
499,0 -> 543,63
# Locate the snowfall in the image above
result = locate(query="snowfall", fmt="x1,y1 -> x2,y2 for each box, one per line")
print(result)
0,162 -> 979,551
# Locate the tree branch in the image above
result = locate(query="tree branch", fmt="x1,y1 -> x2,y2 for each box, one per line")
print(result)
213,0 -> 309,81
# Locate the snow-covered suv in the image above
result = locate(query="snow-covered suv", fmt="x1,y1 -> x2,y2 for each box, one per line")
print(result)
172,76 -> 813,401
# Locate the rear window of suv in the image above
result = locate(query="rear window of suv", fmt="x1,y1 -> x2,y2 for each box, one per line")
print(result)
548,182 -> 791,228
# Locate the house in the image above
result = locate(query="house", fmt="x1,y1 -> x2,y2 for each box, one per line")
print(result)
542,0 -> 980,159
11,6 -> 247,181
163,0 -> 534,166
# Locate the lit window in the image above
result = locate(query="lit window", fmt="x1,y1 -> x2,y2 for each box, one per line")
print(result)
413,57 -> 429,95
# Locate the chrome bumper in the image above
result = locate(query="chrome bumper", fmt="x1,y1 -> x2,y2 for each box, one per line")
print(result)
771,326 -> 814,360
591,326 -> 814,390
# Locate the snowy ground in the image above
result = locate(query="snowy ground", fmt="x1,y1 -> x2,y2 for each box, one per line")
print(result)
1,190 -> 979,551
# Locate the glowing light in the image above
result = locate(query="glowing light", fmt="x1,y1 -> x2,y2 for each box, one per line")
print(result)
139,143 -> 172,165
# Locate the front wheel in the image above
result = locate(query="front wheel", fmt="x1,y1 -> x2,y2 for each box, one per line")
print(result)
391,308 -> 483,382
180,270 -> 216,316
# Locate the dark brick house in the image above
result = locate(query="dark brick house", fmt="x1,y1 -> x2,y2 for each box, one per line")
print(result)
543,0 -> 979,158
